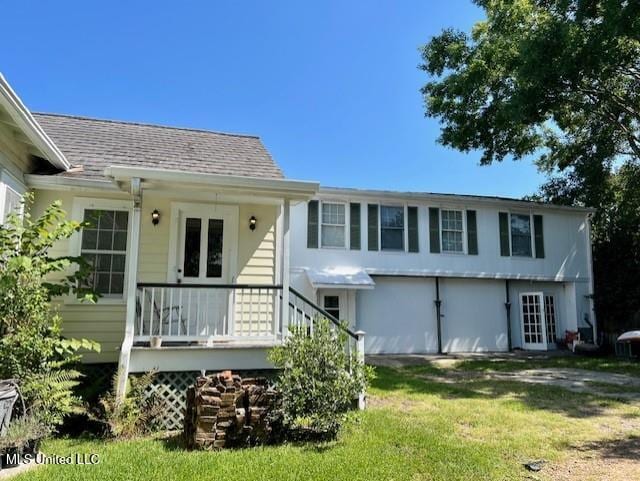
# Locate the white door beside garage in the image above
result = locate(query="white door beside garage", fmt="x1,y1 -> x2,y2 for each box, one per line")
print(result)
356,277 -> 438,354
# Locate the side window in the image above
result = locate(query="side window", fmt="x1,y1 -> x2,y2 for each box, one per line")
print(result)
81,209 -> 129,296
1,184 -> 23,223
323,295 -> 340,320
321,202 -> 346,248
380,205 -> 404,251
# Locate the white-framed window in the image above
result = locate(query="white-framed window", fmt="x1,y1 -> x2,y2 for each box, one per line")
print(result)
510,213 -> 533,257
380,205 -> 404,251
0,171 -> 26,224
71,198 -> 133,301
321,202 -> 346,248
323,295 -> 341,320
440,209 -> 464,253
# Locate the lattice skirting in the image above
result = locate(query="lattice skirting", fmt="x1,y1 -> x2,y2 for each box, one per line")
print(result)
140,370 -> 279,431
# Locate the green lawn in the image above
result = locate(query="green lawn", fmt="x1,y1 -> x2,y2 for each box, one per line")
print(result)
15,357 -> 640,481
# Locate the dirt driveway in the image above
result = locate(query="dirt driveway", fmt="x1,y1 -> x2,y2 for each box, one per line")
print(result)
368,353 -> 640,481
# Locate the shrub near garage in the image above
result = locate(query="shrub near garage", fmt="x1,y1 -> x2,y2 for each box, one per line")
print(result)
269,318 -> 373,437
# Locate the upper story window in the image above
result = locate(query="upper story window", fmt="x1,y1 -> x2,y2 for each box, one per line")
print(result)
380,205 -> 404,251
510,213 -> 532,257
321,202 -> 346,248
81,209 -> 129,296
441,209 -> 464,253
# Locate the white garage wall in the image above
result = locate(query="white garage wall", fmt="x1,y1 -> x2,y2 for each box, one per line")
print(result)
356,277 -> 438,354
439,278 -> 509,352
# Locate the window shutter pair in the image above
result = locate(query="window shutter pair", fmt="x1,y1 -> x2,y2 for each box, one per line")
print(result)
498,212 -> 544,258
429,208 -> 478,255
307,201 -> 362,250
367,204 -> 419,252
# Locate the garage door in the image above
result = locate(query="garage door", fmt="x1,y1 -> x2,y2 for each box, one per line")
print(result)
439,278 -> 508,352
356,277 -> 438,354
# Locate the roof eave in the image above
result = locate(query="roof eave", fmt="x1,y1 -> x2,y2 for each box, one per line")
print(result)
0,74 -> 70,171
104,165 -> 319,200
318,186 -> 595,214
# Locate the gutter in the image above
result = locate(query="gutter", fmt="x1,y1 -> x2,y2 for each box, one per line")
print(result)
104,165 -> 320,199
319,186 -> 595,214
25,174 -> 121,192
0,73 -> 70,171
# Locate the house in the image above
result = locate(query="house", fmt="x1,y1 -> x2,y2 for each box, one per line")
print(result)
0,74 -> 595,425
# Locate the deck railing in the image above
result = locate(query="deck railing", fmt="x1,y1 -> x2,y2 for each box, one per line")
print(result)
135,283 -> 283,342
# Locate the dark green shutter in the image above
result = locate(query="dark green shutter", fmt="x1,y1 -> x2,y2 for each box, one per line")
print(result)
533,214 -> 544,258
307,200 -> 318,248
499,212 -> 510,256
408,206 -> 419,253
429,208 -> 440,253
367,204 -> 379,251
466,210 -> 478,255
350,203 -> 361,250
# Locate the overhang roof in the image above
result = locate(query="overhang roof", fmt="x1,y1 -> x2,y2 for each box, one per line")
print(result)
0,74 -> 69,170
306,267 -> 375,290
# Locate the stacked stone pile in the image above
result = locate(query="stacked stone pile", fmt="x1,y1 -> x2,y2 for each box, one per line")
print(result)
184,371 -> 280,449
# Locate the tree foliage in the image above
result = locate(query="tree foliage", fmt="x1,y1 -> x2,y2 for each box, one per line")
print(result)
421,0 -> 640,170
0,195 -> 99,429
422,0 -> 640,334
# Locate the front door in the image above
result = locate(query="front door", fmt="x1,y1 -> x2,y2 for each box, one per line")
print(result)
519,292 -> 549,350
170,203 -> 238,337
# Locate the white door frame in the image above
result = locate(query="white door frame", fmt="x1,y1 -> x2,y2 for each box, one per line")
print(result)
519,291 -> 549,351
167,202 -> 239,284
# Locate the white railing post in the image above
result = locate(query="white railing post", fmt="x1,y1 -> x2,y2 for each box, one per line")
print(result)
355,330 -> 366,410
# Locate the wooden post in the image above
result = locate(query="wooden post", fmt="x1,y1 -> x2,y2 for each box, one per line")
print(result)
355,330 -> 366,410
116,177 -> 142,400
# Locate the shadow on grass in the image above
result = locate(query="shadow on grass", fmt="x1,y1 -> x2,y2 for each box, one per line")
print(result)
574,435 -> 640,461
371,365 -> 628,419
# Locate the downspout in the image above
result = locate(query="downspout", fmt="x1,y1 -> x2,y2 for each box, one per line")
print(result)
505,279 -> 512,351
434,277 -> 443,354
585,212 -> 597,344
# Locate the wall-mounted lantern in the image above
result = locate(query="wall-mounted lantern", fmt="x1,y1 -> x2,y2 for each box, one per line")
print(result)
249,215 -> 257,231
151,209 -> 160,226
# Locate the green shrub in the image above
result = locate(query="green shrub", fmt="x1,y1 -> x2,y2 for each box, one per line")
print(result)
90,370 -> 164,439
0,195 -> 99,429
269,318 -> 373,437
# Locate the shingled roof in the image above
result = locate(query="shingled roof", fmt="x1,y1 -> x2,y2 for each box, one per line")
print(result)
33,113 -> 284,180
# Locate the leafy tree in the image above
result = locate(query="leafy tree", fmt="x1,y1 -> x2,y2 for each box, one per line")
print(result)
421,0 -> 639,171
0,195 -> 99,428
269,319 -> 373,437
421,0 -> 640,335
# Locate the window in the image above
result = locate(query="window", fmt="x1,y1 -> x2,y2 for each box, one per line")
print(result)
380,205 -> 404,251
81,209 -> 129,296
510,214 -> 532,257
441,209 -> 464,253
323,295 -> 340,320
321,202 -> 346,248
1,185 -> 22,223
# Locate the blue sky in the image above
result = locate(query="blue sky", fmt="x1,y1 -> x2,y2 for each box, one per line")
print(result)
2,1 -> 545,198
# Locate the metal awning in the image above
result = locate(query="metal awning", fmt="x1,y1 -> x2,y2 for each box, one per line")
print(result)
305,268 -> 375,290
